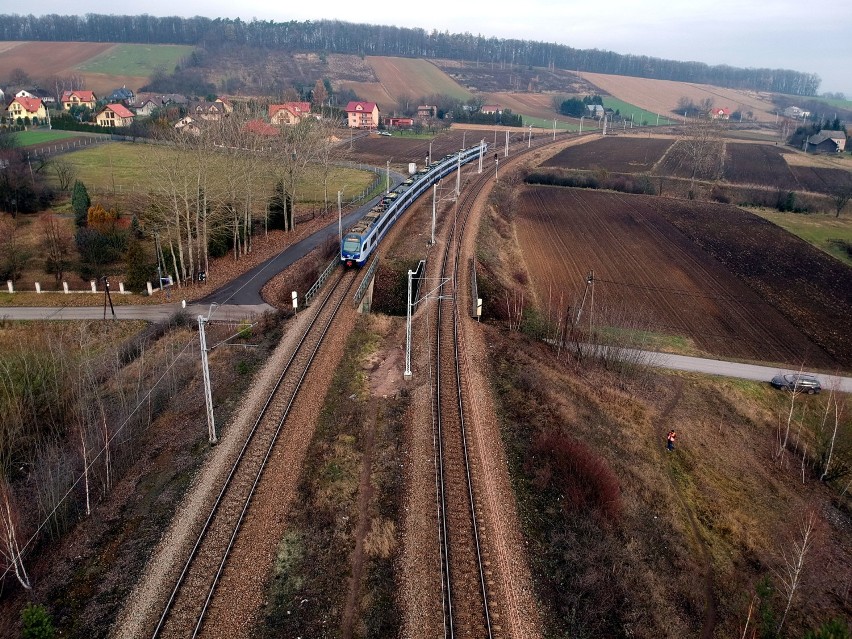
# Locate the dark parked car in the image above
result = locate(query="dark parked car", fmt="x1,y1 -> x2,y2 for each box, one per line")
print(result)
770,373 -> 821,394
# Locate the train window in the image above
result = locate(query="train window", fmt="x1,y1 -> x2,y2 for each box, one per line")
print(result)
343,236 -> 361,253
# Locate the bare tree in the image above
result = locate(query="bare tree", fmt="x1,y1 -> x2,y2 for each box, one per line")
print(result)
679,118 -> 723,198
38,213 -> 73,287
820,390 -> 846,481
774,510 -> 818,634
0,476 -> 31,590
830,187 -> 851,218
49,158 -> 77,191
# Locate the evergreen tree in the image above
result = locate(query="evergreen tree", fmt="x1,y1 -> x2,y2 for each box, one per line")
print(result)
71,180 -> 90,227
21,604 -> 55,639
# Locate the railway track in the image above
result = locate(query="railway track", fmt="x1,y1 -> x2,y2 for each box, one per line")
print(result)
151,268 -> 357,638
429,132 -> 562,638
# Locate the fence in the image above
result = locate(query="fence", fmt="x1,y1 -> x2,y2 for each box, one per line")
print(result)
305,258 -> 339,306
353,257 -> 380,307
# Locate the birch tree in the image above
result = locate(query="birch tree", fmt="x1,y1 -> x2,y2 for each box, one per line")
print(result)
0,476 -> 31,590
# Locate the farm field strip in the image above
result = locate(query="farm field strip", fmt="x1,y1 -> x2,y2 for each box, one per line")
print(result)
543,136 -> 674,173
514,188 -> 837,367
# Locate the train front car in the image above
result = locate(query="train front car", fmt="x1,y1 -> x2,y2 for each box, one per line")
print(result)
341,232 -> 365,267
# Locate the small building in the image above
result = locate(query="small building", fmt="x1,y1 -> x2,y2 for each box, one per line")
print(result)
174,115 -> 203,136
95,103 -> 135,128
187,101 -> 229,121
269,102 -> 312,125
61,90 -> 97,111
586,104 -> 604,117
17,88 -> 55,105
6,96 -> 47,122
107,86 -> 135,105
134,99 -> 160,117
345,101 -> 380,129
481,104 -> 502,115
386,116 -> 414,128
784,106 -> 810,119
417,105 -> 437,119
805,129 -> 847,153
710,107 -> 731,120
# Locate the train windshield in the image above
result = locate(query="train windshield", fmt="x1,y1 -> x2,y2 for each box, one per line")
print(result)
343,236 -> 361,253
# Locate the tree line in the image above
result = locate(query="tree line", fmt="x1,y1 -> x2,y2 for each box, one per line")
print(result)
0,13 -> 821,96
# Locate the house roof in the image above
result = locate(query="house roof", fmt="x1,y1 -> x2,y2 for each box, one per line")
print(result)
269,102 -> 311,118
9,96 -> 43,113
808,129 -> 846,145
244,119 -> 279,136
108,87 -> 134,100
345,101 -> 378,113
101,103 -> 134,118
482,104 -> 501,111
61,90 -> 96,102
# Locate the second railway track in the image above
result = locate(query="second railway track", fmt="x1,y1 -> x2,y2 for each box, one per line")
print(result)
151,268 -> 357,638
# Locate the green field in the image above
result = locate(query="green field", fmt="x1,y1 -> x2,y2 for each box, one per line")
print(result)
76,44 -> 196,76
523,116 -> 576,131
755,209 -> 852,266
12,130 -> 83,146
601,97 -> 677,126
54,142 -> 376,202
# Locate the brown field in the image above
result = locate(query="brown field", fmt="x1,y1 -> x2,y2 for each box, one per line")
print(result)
349,128 -> 503,168
0,41 -> 145,94
542,136 -> 674,172
359,56 -> 471,109
336,80 -> 397,112
723,143 -> 797,188
481,92 -> 561,120
514,187 -> 851,369
580,71 -> 778,122
433,58 -> 592,93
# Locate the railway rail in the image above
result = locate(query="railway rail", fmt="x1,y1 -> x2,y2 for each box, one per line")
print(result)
429,131 -> 563,638
151,268 -> 357,638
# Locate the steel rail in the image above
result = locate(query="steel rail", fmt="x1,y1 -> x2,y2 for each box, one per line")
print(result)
152,268 -> 353,638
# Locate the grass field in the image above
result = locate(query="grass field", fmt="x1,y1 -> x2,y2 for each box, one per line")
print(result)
76,44 -> 195,76
755,209 -> 852,266
601,97 -> 677,126
54,142 -> 376,202
11,130 -> 83,146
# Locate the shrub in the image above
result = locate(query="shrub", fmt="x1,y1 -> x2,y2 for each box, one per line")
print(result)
526,431 -> 622,524
804,618 -> 851,639
21,603 -> 55,639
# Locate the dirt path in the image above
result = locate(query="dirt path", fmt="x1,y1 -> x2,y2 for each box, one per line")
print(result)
657,379 -> 718,639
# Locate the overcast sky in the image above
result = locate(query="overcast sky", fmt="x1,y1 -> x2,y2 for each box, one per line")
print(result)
26,1 -> 852,96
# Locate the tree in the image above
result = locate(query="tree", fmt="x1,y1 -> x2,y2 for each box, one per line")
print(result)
39,213 -> 73,286
312,78 -> 328,110
0,215 -> 31,283
71,180 -> 91,227
830,187 -> 851,218
774,510 -> 818,634
0,476 -> 31,590
49,158 -> 77,192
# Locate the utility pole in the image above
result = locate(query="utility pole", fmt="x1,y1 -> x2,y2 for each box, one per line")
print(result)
404,267 -> 415,380
478,139 -> 484,174
431,184 -> 437,245
456,152 -> 461,197
198,313 -> 217,444
386,159 -> 390,194
505,130 -> 509,157
338,190 -> 343,247
102,276 -> 115,320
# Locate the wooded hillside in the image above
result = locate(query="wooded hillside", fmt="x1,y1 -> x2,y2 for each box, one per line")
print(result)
0,14 -> 821,95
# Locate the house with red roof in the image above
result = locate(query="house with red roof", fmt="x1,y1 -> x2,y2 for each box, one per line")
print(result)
710,107 -> 731,120
244,119 -> 280,137
61,90 -> 97,111
345,101 -> 380,129
269,102 -> 312,125
6,96 -> 47,123
95,103 -> 135,128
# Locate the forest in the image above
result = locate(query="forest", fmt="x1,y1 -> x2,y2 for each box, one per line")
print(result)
0,13 -> 822,96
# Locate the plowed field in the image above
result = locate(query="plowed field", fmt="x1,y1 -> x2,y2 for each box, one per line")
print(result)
543,136 -> 673,172
349,128 -> 499,168
515,187 -> 850,369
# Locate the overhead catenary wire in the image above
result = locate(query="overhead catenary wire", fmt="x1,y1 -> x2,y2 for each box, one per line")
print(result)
0,336 -> 196,583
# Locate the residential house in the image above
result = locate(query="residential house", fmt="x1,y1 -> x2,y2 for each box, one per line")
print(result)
586,104 -> 604,117
6,96 -> 47,123
107,86 -> 135,105
269,102 -> 312,125
710,107 -> 731,120
784,106 -> 810,119
17,88 -> 55,105
805,129 -> 847,153
174,115 -> 203,136
61,90 -> 97,111
481,104 -> 502,115
345,101 -> 380,129
96,103 -> 135,128
417,105 -> 437,119
386,116 -> 414,128
134,99 -> 160,117
187,101 -> 228,121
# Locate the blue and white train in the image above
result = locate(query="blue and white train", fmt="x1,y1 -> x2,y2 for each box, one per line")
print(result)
341,143 -> 487,266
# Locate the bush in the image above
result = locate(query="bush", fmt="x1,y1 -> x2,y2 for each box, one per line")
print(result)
804,618 -> 851,639
526,431 -> 622,524
21,603 -> 55,639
